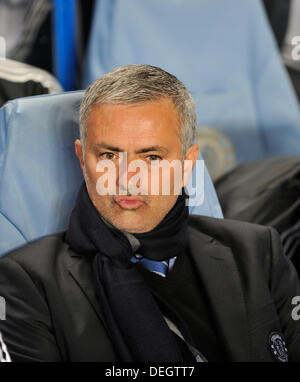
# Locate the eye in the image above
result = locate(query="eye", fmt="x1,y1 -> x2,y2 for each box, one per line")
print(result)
147,154 -> 162,162
99,152 -> 116,160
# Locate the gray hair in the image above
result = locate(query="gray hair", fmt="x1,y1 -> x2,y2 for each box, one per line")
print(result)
79,65 -> 197,156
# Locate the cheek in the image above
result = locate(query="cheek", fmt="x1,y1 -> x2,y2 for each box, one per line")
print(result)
148,163 -> 183,195
147,195 -> 178,214
84,156 -> 100,182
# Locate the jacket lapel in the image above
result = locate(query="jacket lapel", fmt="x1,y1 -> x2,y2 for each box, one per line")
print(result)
188,225 -> 251,361
66,253 -> 111,334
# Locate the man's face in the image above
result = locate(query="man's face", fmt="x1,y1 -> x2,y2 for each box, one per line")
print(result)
75,98 -> 198,233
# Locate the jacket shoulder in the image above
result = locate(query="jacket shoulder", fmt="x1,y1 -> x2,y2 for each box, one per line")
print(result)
188,214 -> 273,243
0,232 -> 70,274
187,215 -> 279,269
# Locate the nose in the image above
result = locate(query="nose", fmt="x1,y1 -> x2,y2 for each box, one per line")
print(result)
117,154 -> 148,195
117,166 -> 138,193
116,153 -> 137,194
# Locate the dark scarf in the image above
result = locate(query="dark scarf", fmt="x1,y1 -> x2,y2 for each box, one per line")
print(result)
65,183 -> 189,361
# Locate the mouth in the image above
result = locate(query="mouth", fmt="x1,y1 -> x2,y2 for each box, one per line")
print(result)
113,196 -> 145,210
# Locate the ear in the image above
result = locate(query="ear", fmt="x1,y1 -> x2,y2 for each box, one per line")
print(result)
75,139 -> 85,170
182,143 -> 199,187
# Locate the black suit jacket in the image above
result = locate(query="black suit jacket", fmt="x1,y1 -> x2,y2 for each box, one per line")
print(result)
0,215 -> 300,362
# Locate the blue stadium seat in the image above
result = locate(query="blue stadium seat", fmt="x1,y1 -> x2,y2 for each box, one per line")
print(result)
0,92 -> 222,257
84,0 -> 300,163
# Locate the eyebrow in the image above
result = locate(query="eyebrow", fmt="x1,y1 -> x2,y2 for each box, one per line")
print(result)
93,143 -> 169,154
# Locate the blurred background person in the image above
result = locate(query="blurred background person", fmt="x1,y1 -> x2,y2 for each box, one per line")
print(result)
263,0 -> 300,102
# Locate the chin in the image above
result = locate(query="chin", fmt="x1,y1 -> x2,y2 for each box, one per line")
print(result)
115,219 -> 151,233
105,209 -> 164,233
124,226 -> 152,234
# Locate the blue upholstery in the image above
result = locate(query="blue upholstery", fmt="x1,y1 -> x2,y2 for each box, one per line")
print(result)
0,92 -> 83,256
0,92 -> 222,257
84,0 -> 300,162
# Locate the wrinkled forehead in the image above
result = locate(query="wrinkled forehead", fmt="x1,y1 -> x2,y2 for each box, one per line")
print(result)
85,99 -> 182,144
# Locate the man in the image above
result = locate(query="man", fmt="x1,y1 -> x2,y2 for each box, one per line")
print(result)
0,59 -> 62,107
0,65 -> 299,362
263,0 -> 300,103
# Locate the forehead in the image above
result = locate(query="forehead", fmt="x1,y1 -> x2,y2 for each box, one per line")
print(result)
86,98 -> 181,143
